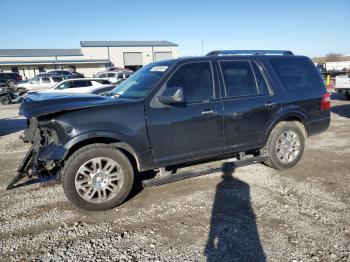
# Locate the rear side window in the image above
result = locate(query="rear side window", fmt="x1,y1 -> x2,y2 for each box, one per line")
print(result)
52,77 -> 63,82
73,80 -> 88,88
220,61 -> 258,97
41,77 -> 51,84
96,79 -> 110,84
166,62 -> 213,103
270,58 -> 322,92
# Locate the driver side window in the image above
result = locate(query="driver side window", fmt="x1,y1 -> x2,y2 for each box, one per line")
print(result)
166,62 -> 213,103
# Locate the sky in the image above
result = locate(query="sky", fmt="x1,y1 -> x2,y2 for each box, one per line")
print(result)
0,0 -> 349,58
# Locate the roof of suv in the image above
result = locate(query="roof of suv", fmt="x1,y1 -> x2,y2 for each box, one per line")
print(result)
158,51 -> 309,66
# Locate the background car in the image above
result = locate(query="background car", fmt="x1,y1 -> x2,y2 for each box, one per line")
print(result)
35,78 -> 115,95
16,75 -> 64,92
45,70 -> 85,79
0,72 -> 23,87
96,70 -> 132,84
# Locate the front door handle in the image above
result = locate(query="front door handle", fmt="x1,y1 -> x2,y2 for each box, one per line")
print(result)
202,109 -> 217,116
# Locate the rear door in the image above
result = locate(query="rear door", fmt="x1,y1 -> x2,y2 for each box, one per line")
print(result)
218,59 -> 278,153
39,77 -> 53,90
146,61 -> 224,167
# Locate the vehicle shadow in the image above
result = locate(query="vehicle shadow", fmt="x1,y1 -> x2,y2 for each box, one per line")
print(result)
0,118 -> 26,136
331,104 -> 350,118
204,162 -> 266,262
126,170 -> 157,201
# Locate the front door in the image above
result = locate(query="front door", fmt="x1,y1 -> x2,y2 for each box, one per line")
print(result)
146,61 -> 224,167
218,60 -> 279,153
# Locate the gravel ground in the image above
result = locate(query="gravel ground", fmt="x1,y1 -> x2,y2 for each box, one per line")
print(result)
0,94 -> 349,261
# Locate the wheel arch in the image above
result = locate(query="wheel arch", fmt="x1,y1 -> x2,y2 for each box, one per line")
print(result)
262,111 -> 309,146
63,134 -> 142,172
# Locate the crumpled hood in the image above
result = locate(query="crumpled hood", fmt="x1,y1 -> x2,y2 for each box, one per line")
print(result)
20,92 -> 122,119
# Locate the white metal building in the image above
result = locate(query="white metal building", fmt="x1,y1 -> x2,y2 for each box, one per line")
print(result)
0,40 -> 178,78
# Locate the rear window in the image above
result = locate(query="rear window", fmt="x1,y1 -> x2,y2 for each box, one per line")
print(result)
270,58 -> 323,92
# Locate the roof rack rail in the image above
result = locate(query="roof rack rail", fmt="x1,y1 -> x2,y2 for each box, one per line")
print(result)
206,50 -> 294,56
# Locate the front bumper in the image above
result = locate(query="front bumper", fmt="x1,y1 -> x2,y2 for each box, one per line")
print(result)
7,119 -> 66,189
37,145 -> 67,161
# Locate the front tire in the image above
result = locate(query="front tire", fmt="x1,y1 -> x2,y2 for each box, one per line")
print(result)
7,80 -> 16,87
62,144 -> 134,211
262,122 -> 305,170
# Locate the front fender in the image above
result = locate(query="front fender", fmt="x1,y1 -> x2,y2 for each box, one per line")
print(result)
63,130 -> 141,154
62,131 -> 154,171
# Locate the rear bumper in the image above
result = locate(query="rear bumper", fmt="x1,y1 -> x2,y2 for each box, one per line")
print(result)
306,116 -> 331,136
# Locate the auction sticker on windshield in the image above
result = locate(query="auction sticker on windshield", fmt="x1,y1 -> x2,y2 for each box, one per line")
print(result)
150,66 -> 168,72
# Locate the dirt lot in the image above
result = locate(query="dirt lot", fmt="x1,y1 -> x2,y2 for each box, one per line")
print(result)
0,95 -> 349,261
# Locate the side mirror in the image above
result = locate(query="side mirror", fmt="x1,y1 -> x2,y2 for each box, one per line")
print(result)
157,87 -> 184,105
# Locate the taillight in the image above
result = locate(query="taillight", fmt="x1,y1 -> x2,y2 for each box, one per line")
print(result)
321,92 -> 331,111
17,76 -> 22,81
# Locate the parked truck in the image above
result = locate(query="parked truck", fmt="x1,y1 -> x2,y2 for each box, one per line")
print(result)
334,74 -> 350,100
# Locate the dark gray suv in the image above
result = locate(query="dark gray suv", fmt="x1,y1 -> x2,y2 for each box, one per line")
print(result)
9,50 -> 330,211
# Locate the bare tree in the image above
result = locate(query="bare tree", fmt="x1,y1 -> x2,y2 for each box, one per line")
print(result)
325,53 -> 343,62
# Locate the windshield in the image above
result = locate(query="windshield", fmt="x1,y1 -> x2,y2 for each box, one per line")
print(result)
110,61 -> 174,99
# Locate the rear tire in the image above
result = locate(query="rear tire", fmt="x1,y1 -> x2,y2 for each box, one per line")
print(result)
262,122 -> 305,170
0,96 -> 10,105
62,143 -> 134,211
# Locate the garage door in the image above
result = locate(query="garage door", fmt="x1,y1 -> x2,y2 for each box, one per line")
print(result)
123,52 -> 143,66
154,52 -> 172,62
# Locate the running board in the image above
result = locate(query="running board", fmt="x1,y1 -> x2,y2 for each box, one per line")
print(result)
142,156 -> 267,187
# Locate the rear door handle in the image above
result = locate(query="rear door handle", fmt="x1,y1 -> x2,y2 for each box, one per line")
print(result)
202,109 -> 217,116
265,102 -> 277,108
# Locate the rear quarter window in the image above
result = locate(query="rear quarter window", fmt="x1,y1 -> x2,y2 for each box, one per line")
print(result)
270,58 -> 323,92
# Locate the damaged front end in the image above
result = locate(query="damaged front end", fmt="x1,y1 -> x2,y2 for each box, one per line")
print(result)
7,117 -> 67,189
